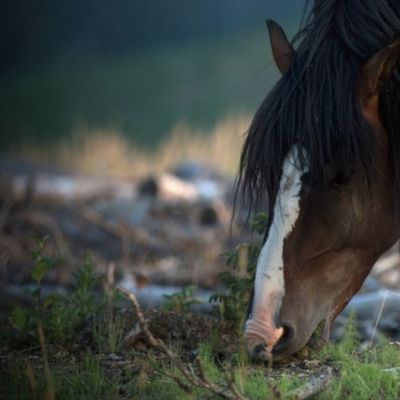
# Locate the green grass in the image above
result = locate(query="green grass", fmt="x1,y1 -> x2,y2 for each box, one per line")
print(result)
92,311 -> 126,354
1,357 -> 119,400
317,343 -> 400,400
3,315 -> 400,399
316,318 -> 400,400
3,238 -> 400,399
57,357 -> 115,400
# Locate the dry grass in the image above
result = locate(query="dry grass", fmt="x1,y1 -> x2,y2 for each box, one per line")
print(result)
15,114 -> 250,179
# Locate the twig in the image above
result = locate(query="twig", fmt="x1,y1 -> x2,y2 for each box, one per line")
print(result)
195,357 -> 207,382
223,367 -> 249,400
119,288 -> 248,400
25,362 -> 37,399
369,289 -> 389,347
158,369 -> 193,394
287,367 -> 334,400
37,322 -> 55,400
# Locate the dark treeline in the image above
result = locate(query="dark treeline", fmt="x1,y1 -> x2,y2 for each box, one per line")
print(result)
0,0 -> 300,70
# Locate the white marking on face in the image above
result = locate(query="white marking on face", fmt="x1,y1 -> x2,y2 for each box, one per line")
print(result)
245,146 -> 308,349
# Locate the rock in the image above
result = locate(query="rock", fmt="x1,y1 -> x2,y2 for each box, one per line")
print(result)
342,289 -> 400,322
371,243 -> 400,287
0,166 -> 135,204
171,161 -> 221,181
332,289 -> 400,343
198,205 -> 219,226
138,174 -> 199,202
117,275 -> 213,312
138,177 -> 158,197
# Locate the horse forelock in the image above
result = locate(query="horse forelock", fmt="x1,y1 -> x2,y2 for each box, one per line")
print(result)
237,0 -> 400,219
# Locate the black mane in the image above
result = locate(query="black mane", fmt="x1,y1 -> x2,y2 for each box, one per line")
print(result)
238,0 -> 400,218
382,63 -> 400,205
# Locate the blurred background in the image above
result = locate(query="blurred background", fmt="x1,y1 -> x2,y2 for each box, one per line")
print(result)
1,0 -> 304,176
0,0 -> 304,306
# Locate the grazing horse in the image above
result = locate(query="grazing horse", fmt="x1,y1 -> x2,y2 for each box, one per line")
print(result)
239,0 -> 400,360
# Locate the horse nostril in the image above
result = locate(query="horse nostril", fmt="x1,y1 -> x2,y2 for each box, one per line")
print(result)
272,324 -> 295,354
251,342 -> 272,362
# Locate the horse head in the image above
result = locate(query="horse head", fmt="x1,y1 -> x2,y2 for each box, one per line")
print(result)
242,10 -> 400,360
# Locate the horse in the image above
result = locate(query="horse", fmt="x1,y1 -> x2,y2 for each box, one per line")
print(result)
238,0 -> 400,360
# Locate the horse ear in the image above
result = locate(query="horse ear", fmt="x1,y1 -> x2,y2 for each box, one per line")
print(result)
359,39 -> 400,123
266,19 -> 295,74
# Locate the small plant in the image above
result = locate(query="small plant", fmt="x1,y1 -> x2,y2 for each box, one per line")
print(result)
317,319 -> 400,400
11,236 -> 60,339
61,357 -> 116,400
10,238 -> 105,346
250,212 -> 269,236
92,310 -> 126,354
318,312 -> 361,362
163,286 -> 203,313
209,213 -> 268,332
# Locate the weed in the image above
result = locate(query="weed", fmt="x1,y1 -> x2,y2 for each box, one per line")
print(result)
92,311 -> 126,354
318,312 -> 361,362
10,235 -> 60,340
314,314 -> 400,400
58,357 -> 116,400
196,341 -> 221,381
6,232 -> 400,399
234,367 -> 269,399
10,239 -> 105,347
0,361 -> 41,400
129,373 -> 192,400
210,213 -> 268,332
162,286 -> 203,313
0,357 -> 119,400
275,374 -> 302,398
319,353 -> 400,400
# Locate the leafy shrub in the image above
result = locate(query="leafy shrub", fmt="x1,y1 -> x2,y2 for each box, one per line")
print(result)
209,213 -> 268,333
162,286 -> 203,313
10,237 -> 104,346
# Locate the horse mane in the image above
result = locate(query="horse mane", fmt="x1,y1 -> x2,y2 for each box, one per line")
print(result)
237,0 -> 400,219
381,63 -> 400,207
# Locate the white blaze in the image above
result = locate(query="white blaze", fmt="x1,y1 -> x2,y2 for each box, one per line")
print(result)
245,146 -> 307,349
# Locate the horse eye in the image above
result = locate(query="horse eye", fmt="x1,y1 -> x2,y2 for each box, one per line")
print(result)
330,168 -> 354,189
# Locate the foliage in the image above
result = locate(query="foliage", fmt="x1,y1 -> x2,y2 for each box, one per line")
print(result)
0,357 -> 118,400
162,286 -> 203,313
314,315 -> 400,400
92,310 -> 126,354
5,231 -> 400,399
157,212 -> 268,333
58,357 -> 116,400
317,312 -> 361,362
209,212 -> 268,332
10,237 -> 105,346
196,341 -> 222,382
3,338 -> 400,400
250,212 -> 269,236
319,343 -> 400,399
